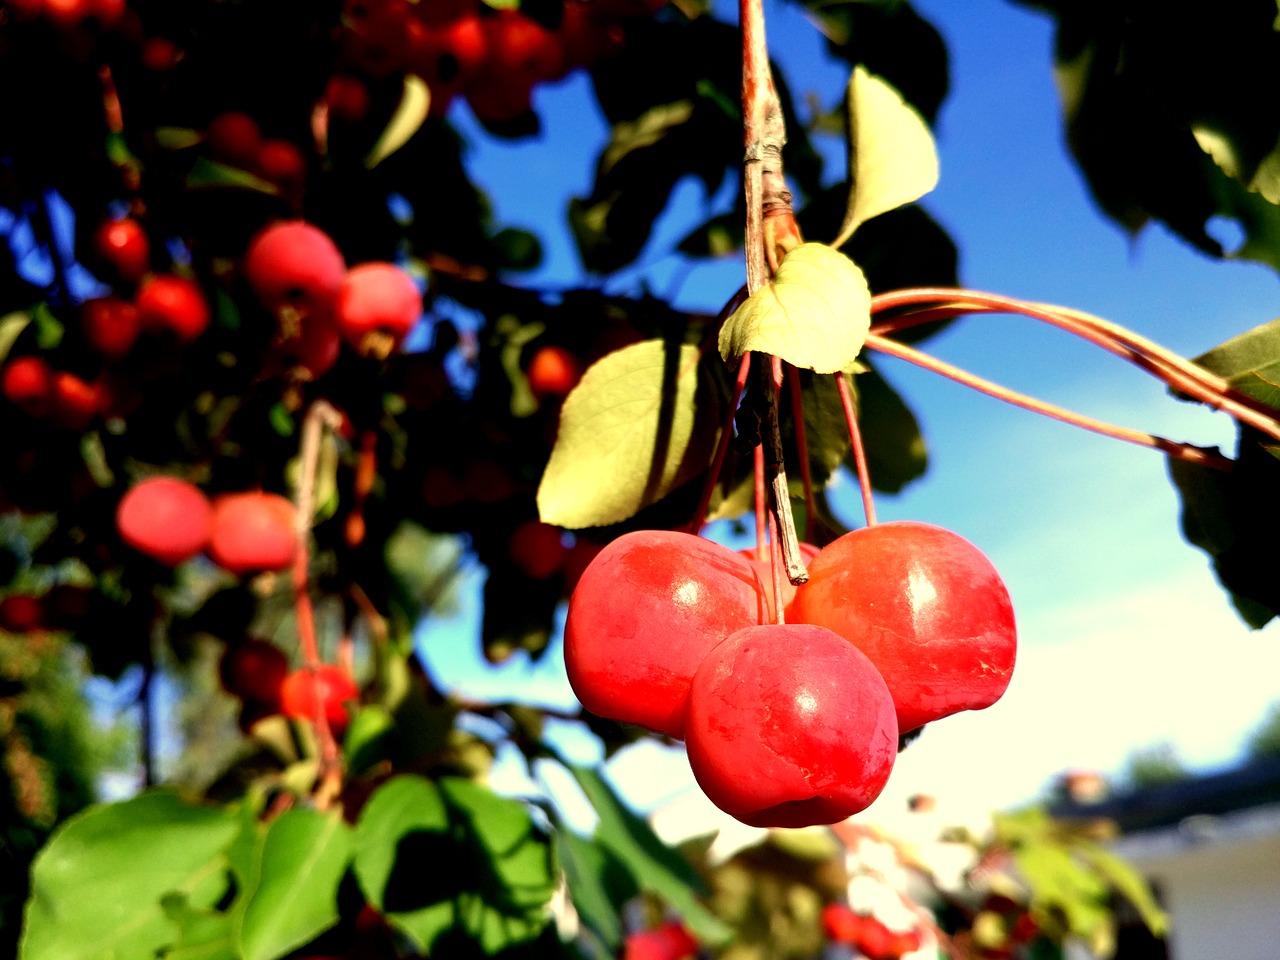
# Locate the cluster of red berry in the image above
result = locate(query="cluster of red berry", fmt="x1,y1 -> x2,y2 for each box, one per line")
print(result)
564,522 -> 1017,827
822,903 -> 923,960
334,0 -> 664,124
115,476 -> 361,731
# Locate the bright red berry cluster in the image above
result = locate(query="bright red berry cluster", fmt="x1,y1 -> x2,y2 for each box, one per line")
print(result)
564,521 -> 1017,827
115,476 -> 298,576
334,0 -> 662,124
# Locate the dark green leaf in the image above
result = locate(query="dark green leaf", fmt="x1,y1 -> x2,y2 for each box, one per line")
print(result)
566,763 -> 732,946
1191,316 -> 1280,409
186,157 -> 280,195
852,364 -> 928,494
551,817 -> 638,950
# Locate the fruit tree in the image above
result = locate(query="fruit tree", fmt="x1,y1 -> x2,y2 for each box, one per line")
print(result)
3,1 -> 1279,959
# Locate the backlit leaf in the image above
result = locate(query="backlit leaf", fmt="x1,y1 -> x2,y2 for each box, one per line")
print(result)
718,244 -> 870,374
20,792 -> 239,960
1190,315 -> 1280,409
365,75 -> 430,169
832,66 -> 939,248
538,340 -> 721,528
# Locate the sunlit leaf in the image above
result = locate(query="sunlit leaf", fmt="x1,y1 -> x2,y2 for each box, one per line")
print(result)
718,243 -> 870,374
1191,315 -> 1280,410
186,158 -> 279,194
833,66 -> 939,248
20,792 -> 239,960
1074,842 -> 1168,937
0,310 -> 31,364
538,340 -> 721,528
237,808 -> 352,960
365,75 -> 431,169
552,818 -> 636,950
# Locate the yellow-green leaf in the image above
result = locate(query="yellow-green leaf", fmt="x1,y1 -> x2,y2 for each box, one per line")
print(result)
833,66 -> 940,248
365,75 -> 430,169
718,243 -> 870,374
537,340 -> 720,528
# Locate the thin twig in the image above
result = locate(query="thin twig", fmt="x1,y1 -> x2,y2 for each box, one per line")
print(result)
865,333 -> 1234,471
834,373 -> 878,525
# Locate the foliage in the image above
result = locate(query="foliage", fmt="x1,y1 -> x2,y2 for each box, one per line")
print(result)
1245,700 -> 1280,761
1122,743 -> 1190,791
0,0 -> 1271,958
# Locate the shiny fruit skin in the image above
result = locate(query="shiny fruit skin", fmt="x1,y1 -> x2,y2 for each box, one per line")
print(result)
243,220 -> 347,316
281,664 -> 359,732
684,623 -> 898,828
80,297 -> 141,360
563,530 -> 766,738
92,217 -> 150,282
208,491 -> 296,575
220,638 -> 289,705
116,477 -> 213,566
788,521 -> 1016,733
135,275 -> 210,341
335,262 -> 421,352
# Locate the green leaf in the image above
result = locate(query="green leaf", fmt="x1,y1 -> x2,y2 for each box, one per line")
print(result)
354,775 -> 453,952
1074,841 -> 1169,938
21,791 -> 240,960
853,364 -> 928,494
365,75 -> 431,169
155,126 -> 204,150
1190,316 -> 1280,410
160,897 -> 237,960
718,244 -> 871,375
537,339 -> 722,528
552,820 -> 636,950
566,763 -> 732,946
237,808 -> 353,960
0,310 -> 31,363
32,303 -> 63,351
833,66 -> 939,248
354,775 -> 554,955
344,704 -> 397,775
186,157 -> 280,194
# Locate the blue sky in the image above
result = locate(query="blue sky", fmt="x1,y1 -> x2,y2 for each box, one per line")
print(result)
418,0 -> 1280,825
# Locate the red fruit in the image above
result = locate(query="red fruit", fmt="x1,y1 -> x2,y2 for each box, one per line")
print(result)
409,12 -> 487,114
684,623 -> 898,828
335,262 -> 421,355
323,74 -> 370,123
481,9 -> 561,85
281,664 -> 359,732
741,541 -> 820,622
135,274 -> 210,341
822,903 -> 865,944
853,915 -> 899,960
596,0 -> 666,15
48,371 -> 101,430
508,520 -> 566,579
413,0 -> 474,27
623,921 -> 698,960
0,595 -> 44,632
2,355 -> 53,416
243,220 -> 347,317
254,138 -> 306,189
564,530 -> 766,738
558,2 -> 625,70
279,316 -> 343,378
140,36 -> 180,72
341,0 -> 414,78
527,344 -> 581,399
208,491 -> 296,575
92,217 -> 150,282
464,73 -> 535,124
788,521 -> 1017,733
80,297 -> 141,360
115,477 -> 213,566
207,110 -> 262,167
220,638 -> 289,705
